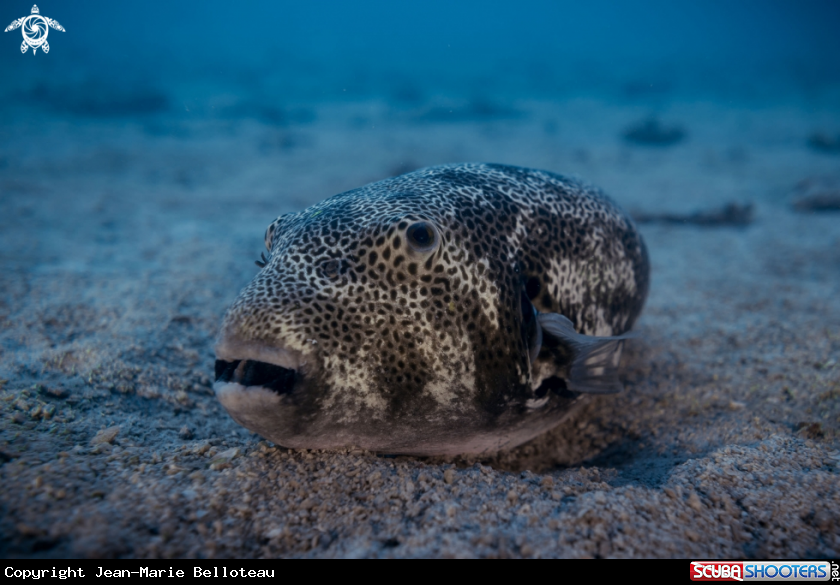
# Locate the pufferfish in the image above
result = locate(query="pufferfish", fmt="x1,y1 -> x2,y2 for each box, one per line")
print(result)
214,163 -> 649,455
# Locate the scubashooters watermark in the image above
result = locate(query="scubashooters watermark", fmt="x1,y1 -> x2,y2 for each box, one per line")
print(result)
690,561 -> 838,581
4,5 -> 65,54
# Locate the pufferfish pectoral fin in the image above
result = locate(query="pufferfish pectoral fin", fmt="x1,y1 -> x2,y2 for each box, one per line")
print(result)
537,313 -> 634,394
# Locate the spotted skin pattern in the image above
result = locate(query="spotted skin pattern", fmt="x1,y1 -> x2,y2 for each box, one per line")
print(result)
215,163 -> 649,455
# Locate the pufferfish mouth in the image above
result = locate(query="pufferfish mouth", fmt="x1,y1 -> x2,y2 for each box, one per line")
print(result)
213,334 -> 304,396
214,359 -> 296,395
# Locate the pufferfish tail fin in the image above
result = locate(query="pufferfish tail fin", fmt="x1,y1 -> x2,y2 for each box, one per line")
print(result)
538,313 -> 634,395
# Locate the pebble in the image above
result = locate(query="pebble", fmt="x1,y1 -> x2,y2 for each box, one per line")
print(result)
91,426 -> 120,445
209,447 -> 240,470
39,385 -> 70,399
687,492 -> 704,512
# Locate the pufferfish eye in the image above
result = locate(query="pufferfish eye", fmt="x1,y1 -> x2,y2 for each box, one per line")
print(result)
320,259 -> 341,279
405,221 -> 439,253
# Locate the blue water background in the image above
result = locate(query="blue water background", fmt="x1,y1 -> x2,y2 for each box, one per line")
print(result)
2,0 -> 839,107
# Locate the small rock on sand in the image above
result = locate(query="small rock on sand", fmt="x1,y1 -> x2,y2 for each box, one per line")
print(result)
90,426 -> 120,446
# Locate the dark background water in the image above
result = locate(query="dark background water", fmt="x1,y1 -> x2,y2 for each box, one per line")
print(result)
2,0 -> 839,110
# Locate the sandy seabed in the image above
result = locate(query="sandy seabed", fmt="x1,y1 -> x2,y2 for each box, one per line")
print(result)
0,96 -> 838,558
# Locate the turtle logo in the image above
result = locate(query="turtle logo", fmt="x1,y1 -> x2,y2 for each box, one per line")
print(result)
5,5 -> 64,55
